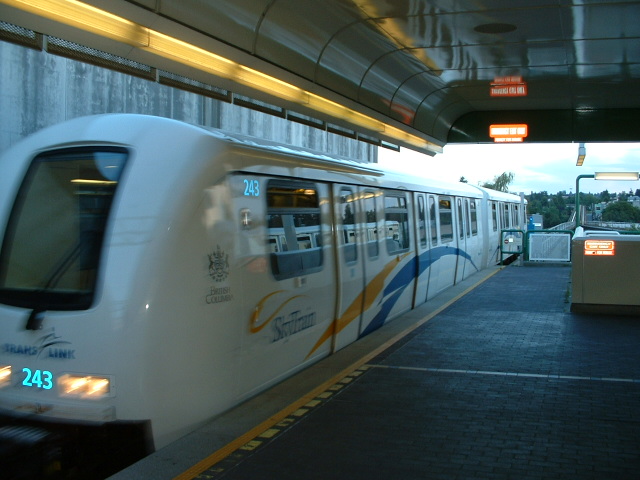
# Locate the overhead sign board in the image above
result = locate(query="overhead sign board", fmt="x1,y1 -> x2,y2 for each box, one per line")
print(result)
489,124 -> 528,142
584,239 -> 615,256
490,84 -> 528,97
490,76 -> 528,97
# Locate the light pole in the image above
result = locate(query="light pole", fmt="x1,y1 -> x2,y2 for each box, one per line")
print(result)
575,172 -> 640,226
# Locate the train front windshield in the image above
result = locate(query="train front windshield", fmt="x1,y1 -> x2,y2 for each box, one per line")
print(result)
0,147 -> 127,311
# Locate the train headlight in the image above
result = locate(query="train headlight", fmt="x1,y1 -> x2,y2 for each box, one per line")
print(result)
59,374 -> 111,399
0,366 -> 10,388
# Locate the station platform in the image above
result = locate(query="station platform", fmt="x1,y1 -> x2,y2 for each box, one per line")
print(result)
111,264 -> 640,480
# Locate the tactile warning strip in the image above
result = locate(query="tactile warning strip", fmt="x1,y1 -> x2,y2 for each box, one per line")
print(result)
177,367 -> 371,480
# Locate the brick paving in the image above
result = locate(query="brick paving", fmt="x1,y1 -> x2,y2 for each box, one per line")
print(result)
215,266 -> 640,479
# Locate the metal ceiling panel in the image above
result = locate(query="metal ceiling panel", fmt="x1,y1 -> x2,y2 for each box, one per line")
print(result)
359,50 -> 437,120
154,0 -> 270,53
4,0 -> 640,146
316,20 -> 402,100
255,0 -> 363,81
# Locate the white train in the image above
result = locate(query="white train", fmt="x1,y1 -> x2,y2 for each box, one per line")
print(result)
0,114 -> 523,473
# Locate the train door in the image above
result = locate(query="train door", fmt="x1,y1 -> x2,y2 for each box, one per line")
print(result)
233,175 -> 336,398
353,189 -> 415,337
487,200 -> 500,265
413,192 -> 431,307
466,198 -> 483,271
455,197 -> 468,283
428,195 -> 457,298
356,187 -> 388,336
331,185 -> 366,351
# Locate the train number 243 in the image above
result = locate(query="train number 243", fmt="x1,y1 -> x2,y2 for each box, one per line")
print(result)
243,179 -> 260,197
22,367 -> 53,390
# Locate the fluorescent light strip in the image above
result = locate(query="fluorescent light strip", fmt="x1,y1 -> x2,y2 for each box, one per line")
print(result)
3,0 -> 441,153
594,172 -> 639,181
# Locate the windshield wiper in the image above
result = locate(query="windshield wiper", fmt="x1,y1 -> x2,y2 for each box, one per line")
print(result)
24,241 -> 84,330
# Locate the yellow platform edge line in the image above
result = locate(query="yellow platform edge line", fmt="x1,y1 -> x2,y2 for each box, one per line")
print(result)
173,267 -> 503,480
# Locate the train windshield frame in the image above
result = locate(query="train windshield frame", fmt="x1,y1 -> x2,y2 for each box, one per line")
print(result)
0,147 -> 128,311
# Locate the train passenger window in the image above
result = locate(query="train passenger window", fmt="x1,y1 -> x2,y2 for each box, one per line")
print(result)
491,202 -> 498,232
384,192 -> 410,254
339,188 -> 357,264
503,203 -> 509,229
429,197 -> 437,245
267,180 -> 323,280
0,147 -> 128,310
465,200 -> 471,238
439,197 -> 453,243
470,200 -> 478,236
457,198 -> 464,240
418,195 -> 427,248
363,190 -> 379,258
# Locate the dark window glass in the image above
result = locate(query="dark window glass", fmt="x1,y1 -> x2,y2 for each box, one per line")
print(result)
470,200 -> 478,236
439,197 -> 453,243
363,190 -> 379,258
0,148 -> 127,310
384,192 -> 410,253
339,188 -> 357,264
267,180 -> 322,280
418,195 -> 427,248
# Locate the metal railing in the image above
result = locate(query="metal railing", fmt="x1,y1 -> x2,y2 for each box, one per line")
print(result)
500,229 -> 574,264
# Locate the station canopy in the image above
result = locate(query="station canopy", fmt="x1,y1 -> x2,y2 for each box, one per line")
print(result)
1,0 -> 639,155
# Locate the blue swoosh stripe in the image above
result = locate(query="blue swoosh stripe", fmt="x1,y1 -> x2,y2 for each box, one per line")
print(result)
360,246 -> 479,337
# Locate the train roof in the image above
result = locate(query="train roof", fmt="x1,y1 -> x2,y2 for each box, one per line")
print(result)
2,114 -> 522,202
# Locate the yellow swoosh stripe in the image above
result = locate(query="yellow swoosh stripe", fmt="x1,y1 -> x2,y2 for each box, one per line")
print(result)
250,291 -> 306,333
306,255 -> 408,358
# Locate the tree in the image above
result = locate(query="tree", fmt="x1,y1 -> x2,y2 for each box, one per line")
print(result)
482,171 -> 515,192
526,190 -> 571,228
601,202 -> 640,222
601,190 -> 611,202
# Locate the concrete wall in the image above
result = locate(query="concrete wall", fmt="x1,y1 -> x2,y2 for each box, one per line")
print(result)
0,40 -> 377,162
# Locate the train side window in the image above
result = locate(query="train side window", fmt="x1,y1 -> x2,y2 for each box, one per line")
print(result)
439,197 -> 453,243
470,200 -> 478,236
363,190 -> 379,258
429,196 -> 437,245
491,202 -> 498,232
457,198 -> 464,240
384,192 -> 410,254
465,199 -> 471,238
503,203 -> 509,229
339,188 -> 357,264
418,195 -> 427,248
267,180 -> 323,280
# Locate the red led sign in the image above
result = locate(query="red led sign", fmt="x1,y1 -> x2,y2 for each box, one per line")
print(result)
489,124 -> 528,142
490,84 -> 528,97
490,76 -> 528,97
584,240 -> 615,256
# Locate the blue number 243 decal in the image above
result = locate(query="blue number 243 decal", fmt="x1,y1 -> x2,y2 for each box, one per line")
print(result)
22,368 -> 53,390
243,179 -> 260,197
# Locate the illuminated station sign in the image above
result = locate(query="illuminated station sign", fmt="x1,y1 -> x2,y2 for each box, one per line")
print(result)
489,124 -> 528,143
584,239 -> 616,256
490,76 -> 528,97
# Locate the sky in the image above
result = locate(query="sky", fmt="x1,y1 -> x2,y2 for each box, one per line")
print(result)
377,143 -> 640,196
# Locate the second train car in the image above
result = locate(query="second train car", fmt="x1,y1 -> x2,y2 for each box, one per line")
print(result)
0,114 -> 524,470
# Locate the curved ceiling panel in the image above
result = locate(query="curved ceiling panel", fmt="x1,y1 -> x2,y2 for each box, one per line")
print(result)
315,20 -> 398,100
394,73 -> 468,135
255,0 -> 363,81
4,0 -> 640,147
359,50 -> 440,125
153,0 -> 270,53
